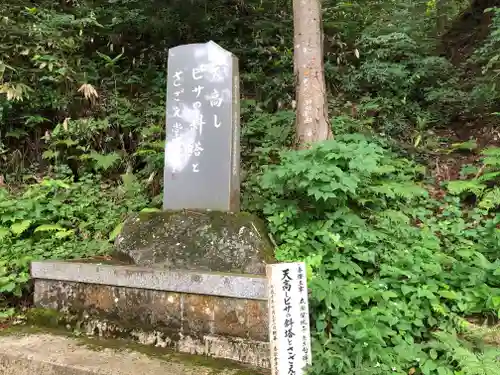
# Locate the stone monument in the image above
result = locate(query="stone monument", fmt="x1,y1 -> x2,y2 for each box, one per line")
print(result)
31,41 -> 277,368
163,40 -> 240,212
114,41 -> 274,273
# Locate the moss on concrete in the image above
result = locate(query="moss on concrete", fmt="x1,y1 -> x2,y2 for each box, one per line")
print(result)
24,305 -> 269,370
26,307 -> 67,328
2,311 -> 267,375
79,335 -> 267,375
113,210 -> 275,275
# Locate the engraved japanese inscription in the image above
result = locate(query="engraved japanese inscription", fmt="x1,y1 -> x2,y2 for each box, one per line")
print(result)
267,262 -> 312,375
163,41 -> 240,212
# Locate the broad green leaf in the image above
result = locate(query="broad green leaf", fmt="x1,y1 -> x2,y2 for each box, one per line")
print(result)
34,224 -> 65,232
421,359 -> 437,374
0,282 -> 16,293
55,229 -> 75,239
381,291 -> 398,300
438,290 -> 458,300
0,308 -> 15,319
140,207 -> 161,213
401,285 -> 413,295
10,220 -> 32,235
40,179 -> 70,189
430,348 -> 438,360
0,227 -> 10,240
492,296 -> 500,308
437,366 -> 452,375
109,222 -> 124,242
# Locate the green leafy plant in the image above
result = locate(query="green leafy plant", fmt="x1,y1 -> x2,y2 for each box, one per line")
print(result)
447,147 -> 500,210
260,134 -> 500,374
0,173 -> 151,299
1,0 -> 500,373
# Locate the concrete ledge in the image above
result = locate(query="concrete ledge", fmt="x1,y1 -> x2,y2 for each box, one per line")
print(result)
31,261 -> 267,300
33,279 -> 270,367
0,333 -> 263,375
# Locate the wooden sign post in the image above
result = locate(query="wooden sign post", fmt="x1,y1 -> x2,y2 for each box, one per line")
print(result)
267,262 -> 312,375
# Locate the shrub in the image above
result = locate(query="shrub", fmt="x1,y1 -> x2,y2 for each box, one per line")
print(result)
0,172 -> 150,300
260,134 -> 500,374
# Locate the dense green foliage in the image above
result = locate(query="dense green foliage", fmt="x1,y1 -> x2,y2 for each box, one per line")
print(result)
262,134 -> 500,374
2,0 -> 500,374
0,172 -> 150,296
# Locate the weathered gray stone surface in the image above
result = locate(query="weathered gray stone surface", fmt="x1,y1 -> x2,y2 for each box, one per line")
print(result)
33,279 -> 270,368
0,333 -> 265,375
31,261 -> 267,300
113,210 -> 275,275
163,41 -> 240,212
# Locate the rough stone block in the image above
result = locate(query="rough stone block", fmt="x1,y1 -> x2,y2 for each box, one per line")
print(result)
33,277 -> 270,368
245,300 -> 268,342
34,280 -> 183,335
113,210 -> 275,274
31,261 -> 268,300
182,294 -> 215,334
213,298 -> 247,338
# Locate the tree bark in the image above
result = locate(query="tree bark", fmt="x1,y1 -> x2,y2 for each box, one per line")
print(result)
436,0 -> 447,36
293,0 -> 331,149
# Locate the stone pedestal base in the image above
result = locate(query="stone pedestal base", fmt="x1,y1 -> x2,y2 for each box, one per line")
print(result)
31,261 -> 270,368
30,210 -> 275,368
113,210 -> 275,275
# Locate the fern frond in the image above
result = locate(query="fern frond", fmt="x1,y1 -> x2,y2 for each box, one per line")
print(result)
482,147 -> 500,158
83,151 -> 121,170
433,331 -> 500,375
446,180 -> 485,196
479,188 -> 500,210
478,170 -> 500,182
371,182 -> 427,200
378,209 -> 411,224
481,147 -> 500,168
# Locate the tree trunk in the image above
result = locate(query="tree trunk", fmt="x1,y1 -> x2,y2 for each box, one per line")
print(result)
293,0 -> 331,149
436,0 -> 446,36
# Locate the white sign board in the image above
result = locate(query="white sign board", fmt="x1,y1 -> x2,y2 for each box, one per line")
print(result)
267,262 -> 312,375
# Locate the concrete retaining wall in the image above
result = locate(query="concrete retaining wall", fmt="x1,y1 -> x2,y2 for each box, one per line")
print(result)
31,261 -> 270,368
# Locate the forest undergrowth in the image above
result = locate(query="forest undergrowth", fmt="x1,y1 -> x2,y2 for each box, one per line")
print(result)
2,0 -> 500,374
